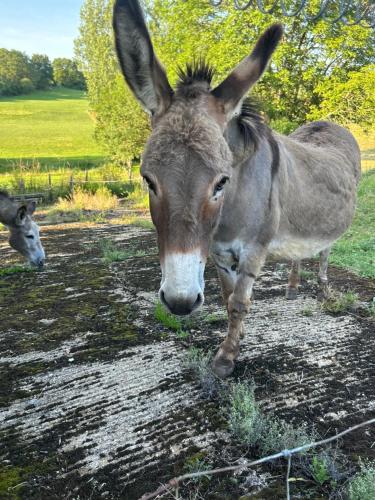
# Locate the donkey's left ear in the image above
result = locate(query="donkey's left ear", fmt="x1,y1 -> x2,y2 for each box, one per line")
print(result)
113,0 -> 173,116
212,24 -> 283,119
15,205 -> 27,226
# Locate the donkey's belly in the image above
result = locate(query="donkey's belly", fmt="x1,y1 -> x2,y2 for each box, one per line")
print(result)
268,236 -> 332,260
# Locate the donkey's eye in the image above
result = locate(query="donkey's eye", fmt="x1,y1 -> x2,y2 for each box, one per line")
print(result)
26,235 -> 34,239
213,176 -> 229,196
143,176 -> 157,194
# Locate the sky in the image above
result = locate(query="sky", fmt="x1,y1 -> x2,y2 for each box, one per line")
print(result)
0,0 -> 84,59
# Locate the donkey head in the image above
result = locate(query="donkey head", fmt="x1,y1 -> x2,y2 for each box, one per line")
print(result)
113,0 -> 282,315
0,192 -> 45,268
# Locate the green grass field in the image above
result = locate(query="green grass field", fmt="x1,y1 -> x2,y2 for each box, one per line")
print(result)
0,88 -> 104,171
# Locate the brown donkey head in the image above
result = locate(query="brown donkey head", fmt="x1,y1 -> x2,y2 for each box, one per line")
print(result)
113,0 -> 282,315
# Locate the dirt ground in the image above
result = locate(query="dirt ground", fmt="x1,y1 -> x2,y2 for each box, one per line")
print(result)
0,219 -> 374,499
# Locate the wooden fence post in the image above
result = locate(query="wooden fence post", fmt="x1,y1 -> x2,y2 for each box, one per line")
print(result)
69,174 -> 74,198
48,173 -> 53,202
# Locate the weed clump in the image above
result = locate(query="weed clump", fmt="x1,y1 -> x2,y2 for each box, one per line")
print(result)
185,347 -> 219,398
99,239 -> 145,263
56,186 -> 118,211
321,289 -> 358,314
348,460 -> 375,500
228,382 -> 263,446
154,301 -> 182,331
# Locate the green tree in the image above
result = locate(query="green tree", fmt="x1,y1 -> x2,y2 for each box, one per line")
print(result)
75,0 -> 149,166
30,54 -> 53,89
75,0 -> 374,162
308,64 -> 375,129
52,58 -> 86,89
0,48 -> 33,95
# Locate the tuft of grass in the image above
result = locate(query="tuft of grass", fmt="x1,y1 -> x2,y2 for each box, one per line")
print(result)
185,347 -> 219,398
99,240 -> 145,263
175,330 -> 190,340
311,454 -> 331,485
154,301 -> 182,331
348,460 -> 375,500
0,265 -> 36,277
183,453 -> 211,483
226,381 -> 312,454
321,289 -> 359,314
259,417 -> 312,456
228,382 -> 263,445
56,186 -> 118,212
301,307 -> 314,317
204,312 -> 227,324
300,269 -> 315,281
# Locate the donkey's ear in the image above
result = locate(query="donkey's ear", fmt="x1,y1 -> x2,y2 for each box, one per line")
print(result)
212,24 -> 283,119
15,205 -> 27,226
113,0 -> 173,115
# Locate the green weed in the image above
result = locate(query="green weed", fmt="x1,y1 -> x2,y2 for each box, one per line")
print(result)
321,289 -> 359,314
311,455 -> 331,485
228,382 -> 263,446
99,240 -> 145,263
348,460 -> 375,500
301,307 -> 314,317
0,265 -> 36,277
154,301 -> 182,331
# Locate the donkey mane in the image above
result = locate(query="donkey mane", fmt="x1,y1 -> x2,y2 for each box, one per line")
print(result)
176,60 -> 266,150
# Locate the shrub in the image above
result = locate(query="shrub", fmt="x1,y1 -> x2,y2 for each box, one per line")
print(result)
259,418 -> 312,455
185,347 -> 219,398
321,289 -> 359,314
56,186 -> 118,211
348,460 -> 375,500
228,382 -> 263,446
19,77 -> 35,94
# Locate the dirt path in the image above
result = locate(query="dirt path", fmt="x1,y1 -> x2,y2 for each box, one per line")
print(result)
0,222 -> 374,499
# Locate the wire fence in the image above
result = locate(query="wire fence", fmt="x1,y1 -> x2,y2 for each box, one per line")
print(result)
140,416 -> 375,500
208,0 -> 375,27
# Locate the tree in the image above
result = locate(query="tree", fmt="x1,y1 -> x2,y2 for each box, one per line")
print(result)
0,48 -> 33,95
52,58 -> 86,89
75,0 -> 149,165
30,54 -> 53,89
308,65 -> 375,129
75,0 -> 374,163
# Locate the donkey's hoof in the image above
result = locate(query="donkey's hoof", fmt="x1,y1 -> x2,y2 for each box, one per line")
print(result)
285,287 -> 298,300
212,356 -> 235,379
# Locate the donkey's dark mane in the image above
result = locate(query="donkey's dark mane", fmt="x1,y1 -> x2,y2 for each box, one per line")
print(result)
177,61 -> 266,150
237,97 -> 267,150
176,60 -> 215,88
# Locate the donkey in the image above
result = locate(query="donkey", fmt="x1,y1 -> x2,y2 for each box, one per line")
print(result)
0,191 -> 45,268
113,0 -> 361,378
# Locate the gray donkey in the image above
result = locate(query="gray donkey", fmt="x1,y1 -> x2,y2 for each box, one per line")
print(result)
113,0 -> 361,377
0,191 -> 45,268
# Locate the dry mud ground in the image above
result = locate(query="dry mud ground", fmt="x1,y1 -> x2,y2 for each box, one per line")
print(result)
0,221 -> 374,499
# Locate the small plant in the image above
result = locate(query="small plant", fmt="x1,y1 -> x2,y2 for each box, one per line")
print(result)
300,270 -> 315,280
185,347 -> 219,398
348,460 -> 375,500
175,330 -> 190,340
321,289 -> 359,314
99,240 -> 145,263
301,307 -> 314,317
154,301 -> 182,331
311,454 -> 331,485
228,382 -> 263,446
204,312 -> 227,324
259,418 -> 312,455
0,265 -> 36,277
183,453 -> 211,483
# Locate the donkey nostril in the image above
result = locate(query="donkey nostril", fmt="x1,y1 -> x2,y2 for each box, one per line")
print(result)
160,290 -> 170,308
193,293 -> 203,309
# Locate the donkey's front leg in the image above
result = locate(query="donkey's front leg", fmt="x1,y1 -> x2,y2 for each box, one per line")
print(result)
212,253 -> 263,378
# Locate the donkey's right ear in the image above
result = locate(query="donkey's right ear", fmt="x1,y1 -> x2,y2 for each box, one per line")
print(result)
113,0 -> 173,116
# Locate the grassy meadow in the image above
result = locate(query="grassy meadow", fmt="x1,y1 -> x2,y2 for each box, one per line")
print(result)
0,88 -> 104,170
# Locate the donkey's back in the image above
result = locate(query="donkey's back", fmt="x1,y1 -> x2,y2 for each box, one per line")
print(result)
289,120 -> 361,183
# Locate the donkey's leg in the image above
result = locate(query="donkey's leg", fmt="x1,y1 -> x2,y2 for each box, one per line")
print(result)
318,247 -> 331,295
286,260 -> 301,300
212,252 -> 265,378
216,266 -> 245,339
